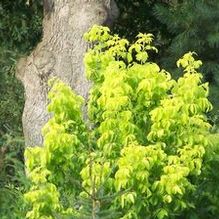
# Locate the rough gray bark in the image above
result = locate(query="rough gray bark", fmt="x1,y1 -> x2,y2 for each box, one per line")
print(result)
16,0 -> 119,147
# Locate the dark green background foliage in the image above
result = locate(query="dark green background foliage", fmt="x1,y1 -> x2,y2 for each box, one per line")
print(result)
0,0 -> 42,52
0,0 -> 42,143
114,0 -> 162,40
153,0 -> 219,111
0,1 -> 42,217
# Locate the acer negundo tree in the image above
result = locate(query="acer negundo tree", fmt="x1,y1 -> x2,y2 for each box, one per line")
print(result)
24,26 -> 218,219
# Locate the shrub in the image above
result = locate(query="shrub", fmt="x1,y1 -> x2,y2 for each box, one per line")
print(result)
24,26 -> 217,219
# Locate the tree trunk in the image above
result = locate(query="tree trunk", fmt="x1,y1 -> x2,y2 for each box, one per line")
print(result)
16,0 -> 119,147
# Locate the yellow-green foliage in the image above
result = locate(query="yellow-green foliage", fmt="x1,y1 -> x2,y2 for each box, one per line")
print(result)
24,26 -> 213,219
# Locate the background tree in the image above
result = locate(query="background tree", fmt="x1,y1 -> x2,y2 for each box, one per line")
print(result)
16,0 -> 119,147
154,0 -> 219,112
0,0 -> 42,147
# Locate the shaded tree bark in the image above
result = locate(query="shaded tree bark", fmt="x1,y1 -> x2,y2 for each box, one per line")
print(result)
16,0 -> 119,147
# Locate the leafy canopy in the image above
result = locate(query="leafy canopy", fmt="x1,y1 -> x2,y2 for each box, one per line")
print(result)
24,25 -> 214,219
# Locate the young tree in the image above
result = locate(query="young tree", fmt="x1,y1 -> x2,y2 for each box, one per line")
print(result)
16,0 -> 119,146
24,25 -> 217,219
